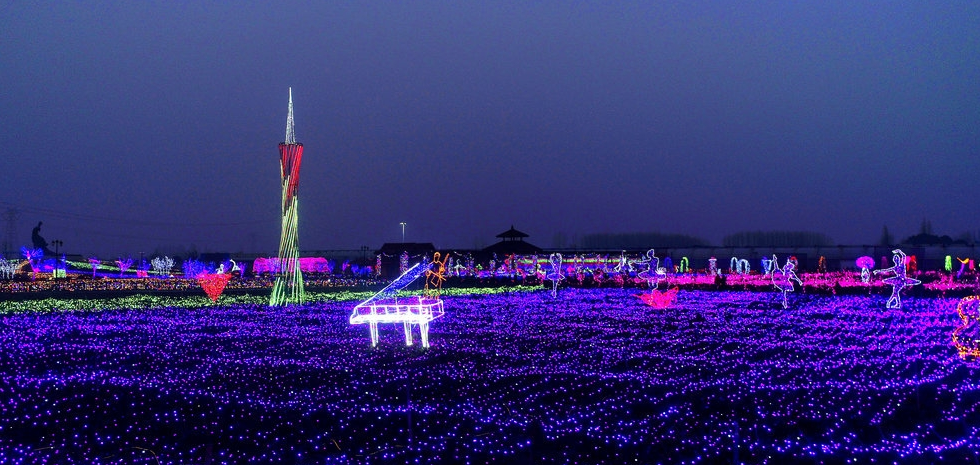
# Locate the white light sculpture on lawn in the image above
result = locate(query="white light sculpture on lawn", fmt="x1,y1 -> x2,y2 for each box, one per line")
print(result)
546,252 -> 565,297
856,256 -> 874,284
0,258 -> 17,280
771,255 -> 803,309
350,259 -> 445,348
874,249 -> 921,309
636,249 -> 666,290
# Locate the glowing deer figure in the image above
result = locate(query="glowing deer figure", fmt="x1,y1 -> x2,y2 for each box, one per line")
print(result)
771,255 -> 803,309
874,249 -> 921,309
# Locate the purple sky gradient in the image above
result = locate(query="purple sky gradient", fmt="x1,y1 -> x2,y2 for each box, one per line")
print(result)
1,2 -> 978,257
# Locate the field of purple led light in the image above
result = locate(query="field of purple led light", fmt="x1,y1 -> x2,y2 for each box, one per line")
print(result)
2,289 -> 980,464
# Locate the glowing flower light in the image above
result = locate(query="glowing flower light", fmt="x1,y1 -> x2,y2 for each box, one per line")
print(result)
638,286 -> 679,309
874,249 -> 921,309
350,260 -> 444,347
856,256 -> 875,284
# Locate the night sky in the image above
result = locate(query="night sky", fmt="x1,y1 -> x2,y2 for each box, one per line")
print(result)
2,2 -> 978,258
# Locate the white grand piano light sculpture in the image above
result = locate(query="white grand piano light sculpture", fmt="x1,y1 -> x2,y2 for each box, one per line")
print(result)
350,256 -> 446,348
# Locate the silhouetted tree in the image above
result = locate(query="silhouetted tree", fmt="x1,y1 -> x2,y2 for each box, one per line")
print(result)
879,226 -> 894,246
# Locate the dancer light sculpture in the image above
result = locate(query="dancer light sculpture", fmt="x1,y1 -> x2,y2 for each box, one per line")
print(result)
546,253 -> 565,297
874,249 -> 920,309
771,255 -> 803,309
270,88 -> 305,306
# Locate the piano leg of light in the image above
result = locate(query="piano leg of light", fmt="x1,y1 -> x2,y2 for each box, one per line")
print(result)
404,321 -> 414,346
419,321 -> 430,348
369,321 -> 379,347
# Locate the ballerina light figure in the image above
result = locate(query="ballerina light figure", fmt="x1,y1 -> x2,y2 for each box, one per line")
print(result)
771,255 -> 803,309
636,249 -> 666,290
546,253 -> 565,297
874,249 -> 921,309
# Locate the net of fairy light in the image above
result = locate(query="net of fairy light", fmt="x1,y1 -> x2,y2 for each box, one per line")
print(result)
0,288 -> 978,464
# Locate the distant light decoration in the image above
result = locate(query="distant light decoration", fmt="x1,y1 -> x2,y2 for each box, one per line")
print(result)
546,253 -> 565,297
151,256 -> 175,276
270,87 -> 306,306
86,257 -> 100,278
957,257 -> 970,279
21,247 -> 41,275
0,258 -> 16,280
197,272 -> 232,302
729,257 -> 750,275
52,256 -> 67,278
771,255 -> 803,309
856,256 -> 875,284
613,251 -> 629,274
708,257 -> 718,276
182,259 -> 208,278
115,258 -> 133,278
945,255 -> 953,273
350,260 -> 444,348
253,257 -> 331,275
908,255 -> 918,273
399,251 -> 409,275
678,256 -> 689,273
636,249 -> 666,289
817,256 -> 827,273
875,249 -> 921,309
663,256 -> 673,274
953,296 -> 980,358
136,260 -> 149,278
761,256 -> 773,276
375,254 -> 382,277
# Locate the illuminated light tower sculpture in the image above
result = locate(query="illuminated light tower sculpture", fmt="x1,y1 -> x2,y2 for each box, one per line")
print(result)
270,88 -> 306,306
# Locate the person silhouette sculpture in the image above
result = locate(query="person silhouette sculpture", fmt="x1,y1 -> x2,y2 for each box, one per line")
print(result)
31,222 -> 55,256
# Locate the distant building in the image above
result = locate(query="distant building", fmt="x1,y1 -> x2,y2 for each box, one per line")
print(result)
482,226 -> 543,256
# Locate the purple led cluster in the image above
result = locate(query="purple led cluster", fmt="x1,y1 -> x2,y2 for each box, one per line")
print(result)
1,290 -> 979,463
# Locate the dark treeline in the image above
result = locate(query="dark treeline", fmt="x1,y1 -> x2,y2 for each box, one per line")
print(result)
722,231 -> 834,248
579,232 -> 710,249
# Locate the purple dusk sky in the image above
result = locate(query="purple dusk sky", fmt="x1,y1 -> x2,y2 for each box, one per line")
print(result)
1,2 -> 978,257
